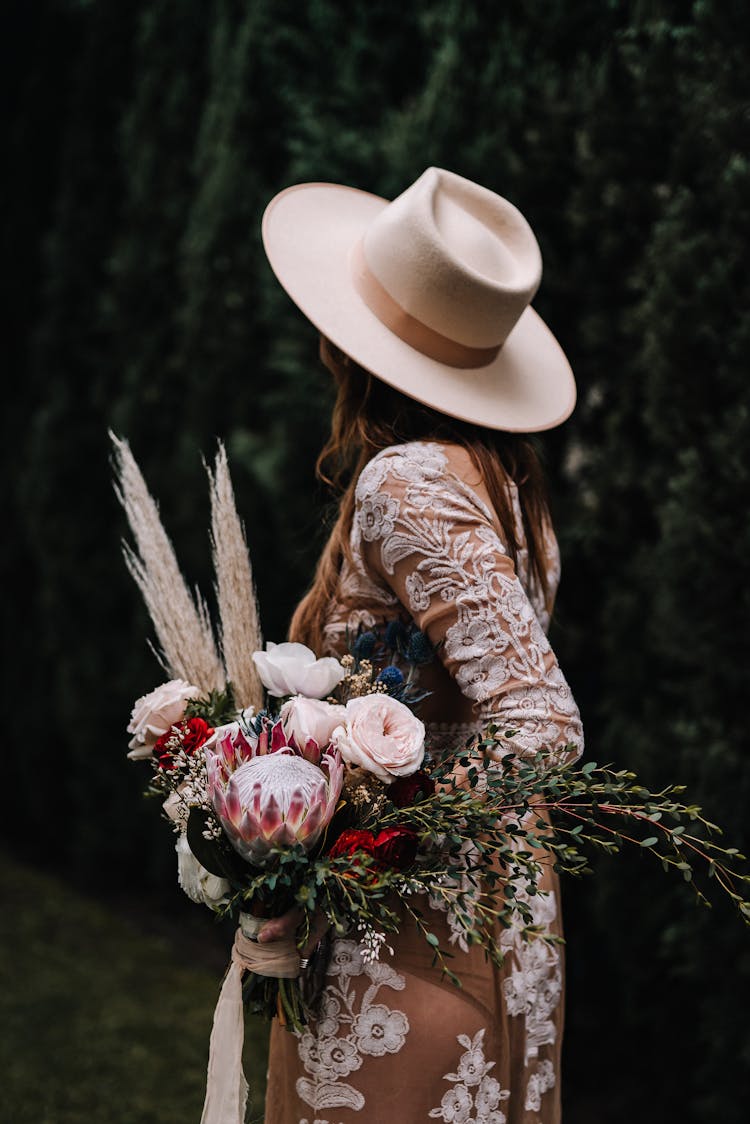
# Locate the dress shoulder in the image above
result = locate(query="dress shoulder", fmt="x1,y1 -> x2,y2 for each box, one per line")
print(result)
354,440 -> 499,544
355,440 -> 454,499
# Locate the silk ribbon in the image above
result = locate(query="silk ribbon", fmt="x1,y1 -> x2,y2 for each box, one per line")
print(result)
200,918 -> 300,1124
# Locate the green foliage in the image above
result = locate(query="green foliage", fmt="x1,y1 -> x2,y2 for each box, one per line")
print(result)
184,684 -> 238,727
6,1 -> 749,1119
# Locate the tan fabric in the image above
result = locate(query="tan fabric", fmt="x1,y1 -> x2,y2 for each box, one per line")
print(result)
264,441 -> 583,1124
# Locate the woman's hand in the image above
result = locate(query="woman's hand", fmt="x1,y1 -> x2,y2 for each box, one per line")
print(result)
257,906 -> 330,958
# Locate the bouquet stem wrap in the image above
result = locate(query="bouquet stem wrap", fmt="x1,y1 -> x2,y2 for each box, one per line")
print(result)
200,914 -> 300,1124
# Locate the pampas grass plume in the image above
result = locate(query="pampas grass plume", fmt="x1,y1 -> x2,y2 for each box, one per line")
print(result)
110,433 -> 225,693
207,444 -> 264,712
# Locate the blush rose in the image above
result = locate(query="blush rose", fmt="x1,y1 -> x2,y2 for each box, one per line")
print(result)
332,695 -> 425,783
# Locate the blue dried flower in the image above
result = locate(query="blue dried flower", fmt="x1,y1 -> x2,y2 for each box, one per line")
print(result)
384,619 -> 408,650
352,630 -> 377,659
405,630 -> 435,665
376,666 -> 405,691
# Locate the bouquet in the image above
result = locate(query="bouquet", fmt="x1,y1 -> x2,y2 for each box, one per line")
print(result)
113,436 -> 750,1121
127,625 -> 441,1028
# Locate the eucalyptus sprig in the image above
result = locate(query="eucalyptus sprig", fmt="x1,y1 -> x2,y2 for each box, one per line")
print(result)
428,728 -> 750,924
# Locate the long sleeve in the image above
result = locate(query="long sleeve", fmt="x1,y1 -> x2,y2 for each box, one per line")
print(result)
352,442 -> 583,765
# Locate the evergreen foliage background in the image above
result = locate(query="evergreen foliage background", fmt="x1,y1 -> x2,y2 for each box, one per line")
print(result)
5,2 -> 749,1120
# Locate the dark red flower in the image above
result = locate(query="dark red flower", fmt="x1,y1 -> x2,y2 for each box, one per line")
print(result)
329,825 -> 419,872
182,716 -> 214,753
387,770 -> 435,808
328,828 -> 376,860
153,716 -> 214,770
373,825 -> 419,870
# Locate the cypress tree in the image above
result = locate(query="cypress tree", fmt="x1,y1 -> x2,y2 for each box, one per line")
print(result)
12,0 -> 141,872
553,8 -> 750,1121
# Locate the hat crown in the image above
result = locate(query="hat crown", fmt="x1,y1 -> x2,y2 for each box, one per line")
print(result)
361,167 -> 542,349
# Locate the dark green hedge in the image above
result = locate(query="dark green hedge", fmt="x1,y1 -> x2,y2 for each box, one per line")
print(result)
5,2 -> 748,1120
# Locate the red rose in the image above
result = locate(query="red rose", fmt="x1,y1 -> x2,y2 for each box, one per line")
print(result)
153,716 -> 214,769
328,825 -> 418,872
387,770 -> 435,808
181,716 -> 214,754
373,826 -> 419,870
328,829 -> 376,860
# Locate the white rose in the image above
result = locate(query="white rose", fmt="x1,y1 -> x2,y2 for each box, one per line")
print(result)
252,642 -> 345,699
176,834 -> 230,911
280,696 -> 347,759
332,694 -> 425,783
126,678 -> 199,756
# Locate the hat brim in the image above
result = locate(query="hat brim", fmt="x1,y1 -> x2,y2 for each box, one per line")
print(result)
262,182 -> 576,433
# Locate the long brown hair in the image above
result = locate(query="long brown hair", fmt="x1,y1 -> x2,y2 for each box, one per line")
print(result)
289,337 -> 552,652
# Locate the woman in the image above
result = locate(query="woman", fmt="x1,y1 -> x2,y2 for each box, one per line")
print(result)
259,168 -> 584,1123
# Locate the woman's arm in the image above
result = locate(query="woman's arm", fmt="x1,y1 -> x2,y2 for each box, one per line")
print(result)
353,442 -> 584,766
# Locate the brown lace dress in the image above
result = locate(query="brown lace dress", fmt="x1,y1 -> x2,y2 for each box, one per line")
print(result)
264,441 -> 584,1124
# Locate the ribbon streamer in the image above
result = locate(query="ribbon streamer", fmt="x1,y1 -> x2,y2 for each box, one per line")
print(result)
200,918 -> 300,1124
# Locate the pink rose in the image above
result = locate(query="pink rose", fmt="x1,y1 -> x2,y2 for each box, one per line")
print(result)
332,695 -> 425,783
126,678 -> 199,757
280,696 -> 347,762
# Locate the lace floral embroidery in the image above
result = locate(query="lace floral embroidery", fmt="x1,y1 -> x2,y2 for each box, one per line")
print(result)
524,1059 -> 556,1113
321,556 -> 397,657
499,875 -> 561,1070
359,494 -> 400,542
428,1028 -> 511,1123
295,939 -> 409,1113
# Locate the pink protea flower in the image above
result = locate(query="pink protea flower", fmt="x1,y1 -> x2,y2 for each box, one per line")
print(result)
205,718 -> 343,865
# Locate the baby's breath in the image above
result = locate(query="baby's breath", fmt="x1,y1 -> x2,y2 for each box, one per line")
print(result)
356,920 -> 391,963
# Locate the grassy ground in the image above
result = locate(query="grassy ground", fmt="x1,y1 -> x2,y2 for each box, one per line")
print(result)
0,853 -> 269,1123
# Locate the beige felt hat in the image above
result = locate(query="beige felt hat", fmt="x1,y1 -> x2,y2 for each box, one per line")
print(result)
262,167 -> 576,433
